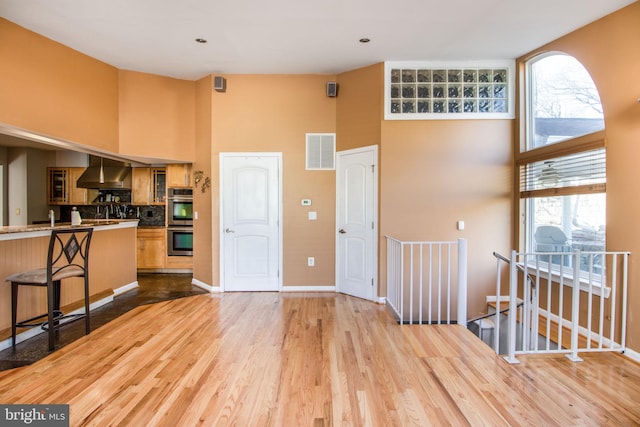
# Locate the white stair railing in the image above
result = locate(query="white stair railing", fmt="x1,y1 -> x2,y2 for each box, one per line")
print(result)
491,250 -> 630,364
385,237 -> 467,326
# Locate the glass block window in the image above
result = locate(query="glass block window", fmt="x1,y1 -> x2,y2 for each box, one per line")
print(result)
385,61 -> 515,120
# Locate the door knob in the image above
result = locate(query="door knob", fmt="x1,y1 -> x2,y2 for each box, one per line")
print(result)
225,228 -> 235,233
338,228 -> 346,234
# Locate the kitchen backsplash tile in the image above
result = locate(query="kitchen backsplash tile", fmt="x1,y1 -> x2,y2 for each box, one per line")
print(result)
60,204 -> 165,226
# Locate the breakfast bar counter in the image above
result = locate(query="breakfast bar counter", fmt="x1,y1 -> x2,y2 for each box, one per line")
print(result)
0,220 -> 139,341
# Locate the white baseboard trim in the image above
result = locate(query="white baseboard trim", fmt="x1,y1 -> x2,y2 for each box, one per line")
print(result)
114,281 -> 139,296
191,278 -> 220,293
376,297 -> 386,304
623,347 -> 640,363
282,286 -> 336,292
0,292 -> 115,352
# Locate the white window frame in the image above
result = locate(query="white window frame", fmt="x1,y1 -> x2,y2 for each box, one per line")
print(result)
384,60 -> 515,121
520,52 -> 606,294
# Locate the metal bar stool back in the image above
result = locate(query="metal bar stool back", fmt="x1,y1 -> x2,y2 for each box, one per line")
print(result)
6,227 -> 93,351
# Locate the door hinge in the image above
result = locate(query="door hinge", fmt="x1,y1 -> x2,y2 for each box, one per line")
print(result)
371,221 -> 374,230
371,164 -> 375,173
371,278 -> 374,287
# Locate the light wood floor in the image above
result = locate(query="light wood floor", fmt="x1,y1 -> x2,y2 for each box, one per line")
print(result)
0,292 -> 639,426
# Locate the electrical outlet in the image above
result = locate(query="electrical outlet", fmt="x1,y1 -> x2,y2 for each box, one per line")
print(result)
308,257 -> 315,267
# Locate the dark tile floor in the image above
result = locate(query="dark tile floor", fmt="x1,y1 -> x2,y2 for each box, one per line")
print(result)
0,273 -> 207,372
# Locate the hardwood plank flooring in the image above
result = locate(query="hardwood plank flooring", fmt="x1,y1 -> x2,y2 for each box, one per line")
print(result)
0,292 -> 639,426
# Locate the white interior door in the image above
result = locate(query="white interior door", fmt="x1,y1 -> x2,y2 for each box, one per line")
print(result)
336,145 -> 378,301
221,153 -> 281,291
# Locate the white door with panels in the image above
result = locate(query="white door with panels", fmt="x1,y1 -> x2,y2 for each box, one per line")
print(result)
336,145 -> 378,301
220,153 -> 282,292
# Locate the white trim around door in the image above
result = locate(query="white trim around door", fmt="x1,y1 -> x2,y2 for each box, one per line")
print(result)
335,145 -> 379,301
219,152 -> 283,292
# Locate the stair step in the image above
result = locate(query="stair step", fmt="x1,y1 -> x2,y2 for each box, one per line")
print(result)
474,318 -> 495,330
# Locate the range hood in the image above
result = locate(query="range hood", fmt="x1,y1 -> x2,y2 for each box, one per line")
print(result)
76,155 -> 132,189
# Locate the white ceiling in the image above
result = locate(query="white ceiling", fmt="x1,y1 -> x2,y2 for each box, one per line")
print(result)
0,0 -> 636,81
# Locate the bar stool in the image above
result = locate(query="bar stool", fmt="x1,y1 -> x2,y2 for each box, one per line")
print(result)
6,227 -> 93,351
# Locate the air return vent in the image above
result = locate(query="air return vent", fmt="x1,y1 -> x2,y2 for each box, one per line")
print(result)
306,133 -> 335,170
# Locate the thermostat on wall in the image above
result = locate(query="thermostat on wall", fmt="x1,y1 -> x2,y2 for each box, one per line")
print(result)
301,199 -> 312,206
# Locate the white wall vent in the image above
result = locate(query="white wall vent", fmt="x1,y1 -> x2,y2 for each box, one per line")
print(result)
306,133 -> 335,170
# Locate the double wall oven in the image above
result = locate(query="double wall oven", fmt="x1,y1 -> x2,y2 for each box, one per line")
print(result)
167,188 -> 193,256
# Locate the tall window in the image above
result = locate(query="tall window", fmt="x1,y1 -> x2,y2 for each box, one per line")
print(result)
519,53 -> 605,274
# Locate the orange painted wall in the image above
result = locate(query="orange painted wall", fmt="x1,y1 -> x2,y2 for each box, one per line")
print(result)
118,70 -> 196,161
0,18 -> 119,152
517,2 -> 640,351
336,63 -> 383,151
380,120 -> 514,317
209,75 -> 336,287
335,63 -> 513,314
192,76 -> 213,285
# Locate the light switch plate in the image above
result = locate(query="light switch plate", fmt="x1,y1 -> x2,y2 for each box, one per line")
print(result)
308,211 -> 317,220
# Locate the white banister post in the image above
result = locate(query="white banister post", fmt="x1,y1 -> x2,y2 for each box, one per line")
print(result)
494,255 -> 502,354
457,238 -> 467,327
386,237 -> 393,310
504,249 -> 520,364
399,242 -> 404,324
621,252 -> 630,351
566,250 -> 583,362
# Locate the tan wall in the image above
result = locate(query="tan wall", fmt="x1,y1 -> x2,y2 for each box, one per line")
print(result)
209,75 -> 336,287
0,19 -> 119,152
336,63 -> 384,151
380,120 -> 514,317
192,76 -> 214,285
518,2 -> 640,351
118,70 -> 196,161
333,63 -> 514,314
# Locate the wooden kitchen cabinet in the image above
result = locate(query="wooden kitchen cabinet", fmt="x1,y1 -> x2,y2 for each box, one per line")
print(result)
132,168 -> 151,205
47,168 -> 68,205
166,164 -> 192,188
136,228 -> 166,269
165,255 -> 193,269
68,167 -> 98,205
47,167 -> 96,205
132,167 -> 166,205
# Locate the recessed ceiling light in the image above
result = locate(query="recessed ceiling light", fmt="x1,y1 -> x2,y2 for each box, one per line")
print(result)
195,38 -> 207,44
359,38 -> 371,43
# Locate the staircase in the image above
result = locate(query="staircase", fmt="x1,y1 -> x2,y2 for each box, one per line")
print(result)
469,249 -> 630,363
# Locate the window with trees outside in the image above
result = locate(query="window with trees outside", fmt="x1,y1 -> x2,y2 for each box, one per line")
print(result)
519,53 -> 605,276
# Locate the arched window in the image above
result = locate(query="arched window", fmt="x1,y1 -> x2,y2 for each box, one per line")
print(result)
527,54 -> 604,149
518,53 -> 606,275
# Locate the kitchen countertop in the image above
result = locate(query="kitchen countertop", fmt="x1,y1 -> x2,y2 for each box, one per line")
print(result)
0,219 -> 139,241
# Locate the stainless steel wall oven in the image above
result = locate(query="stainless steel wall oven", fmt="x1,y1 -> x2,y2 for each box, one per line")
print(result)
167,188 -> 193,256
167,226 -> 193,256
167,188 -> 193,226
